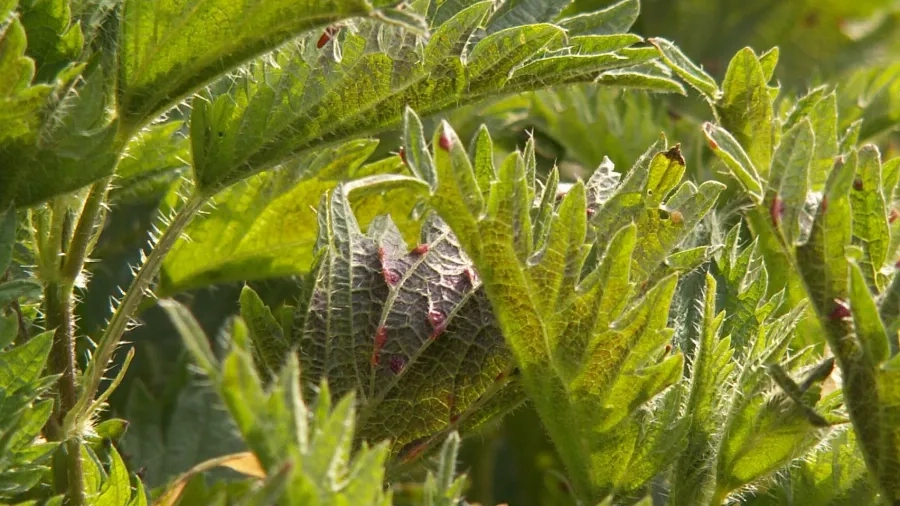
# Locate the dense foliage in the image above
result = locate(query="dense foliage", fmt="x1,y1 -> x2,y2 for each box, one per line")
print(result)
2,0 -> 900,504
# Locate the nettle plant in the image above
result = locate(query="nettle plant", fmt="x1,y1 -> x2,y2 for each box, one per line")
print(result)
2,0 -> 900,505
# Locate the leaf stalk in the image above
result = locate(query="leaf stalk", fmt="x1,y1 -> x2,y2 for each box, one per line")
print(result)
72,192 -> 206,426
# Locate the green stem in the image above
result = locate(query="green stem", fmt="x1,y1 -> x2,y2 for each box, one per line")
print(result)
72,193 -> 206,424
43,180 -> 111,505
44,282 -> 84,505
61,179 -> 110,291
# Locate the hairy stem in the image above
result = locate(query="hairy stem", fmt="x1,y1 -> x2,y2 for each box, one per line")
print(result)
45,282 -> 84,505
43,180 -> 111,505
74,193 -> 206,420
61,179 -> 110,291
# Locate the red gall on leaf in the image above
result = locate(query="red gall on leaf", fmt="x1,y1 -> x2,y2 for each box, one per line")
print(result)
438,130 -> 453,151
828,299 -> 851,321
412,243 -> 429,255
383,269 -> 400,285
400,438 -> 430,463
464,266 -> 478,286
316,25 -> 340,49
770,195 -> 784,227
375,326 -> 388,347
378,247 -> 400,285
371,326 -> 388,366
495,370 -> 506,382
389,355 -> 406,374
428,309 -> 447,339
707,138 -> 719,150
890,208 -> 899,224
398,146 -> 407,166
670,210 -> 684,225
853,178 -> 864,191
586,207 -> 596,219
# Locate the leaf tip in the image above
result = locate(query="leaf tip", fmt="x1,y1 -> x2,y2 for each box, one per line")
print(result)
664,144 -> 685,165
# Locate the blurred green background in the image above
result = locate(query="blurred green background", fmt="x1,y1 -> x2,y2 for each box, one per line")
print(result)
76,1 -> 900,504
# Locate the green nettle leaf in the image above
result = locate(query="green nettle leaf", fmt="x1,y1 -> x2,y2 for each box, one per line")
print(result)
161,140 -> 427,294
0,279 -> 42,306
399,110 -> 723,502
807,93 -> 840,192
716,227 -> 769,350
420,432 -> 468,506
669,250 -> 839,505
116,0 -> 378,126
297,184 -> 520,457
758,47 -> 779,83
110,121 -> 190,203
751,431 -> 877,505
170,1 -> 681,289
715,365 -> 837,497
588,139 -> 723,284
796,156 -> 900,498
715,48 -> 774,180
0,15 -> 54,206
372,7 -> 428,35
767,118 -> 814,246
95,446 -> 133,506
559,0 -> 640,35
188,1 -> 677,193
93,418 -> 129,443
797,153 -> 855,326
18,0 -> 84,82
687,47 -> 831,347
164,305 -> 393,505
780,87 -> 840,190
1,58 -> 119,209
665,42 -> 900,502
703,122 -> 764,202
0,331 -> 60,502
788,145 -> 900,501
241,285 -> 290,382
486,0 -> 570,34
649,37 -> 719,99
0,13 -> 54,146
849,146 -> 890,291
670,274 -> 733,505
